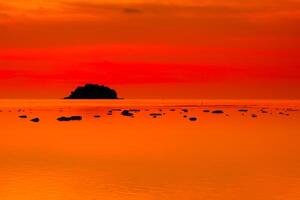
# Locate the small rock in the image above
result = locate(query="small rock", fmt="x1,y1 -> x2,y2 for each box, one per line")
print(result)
189,117 -> 197,121
31,118 -> 40,123
129,109 -> 141,112
94,115 -> 101,118
70,116 -> 82,121
19,115 -> 28,118
251,114 -> 257,118
121,110 -> 134,117
238,109 -> 248,112
150,113 -> 162,118
57,116 -> 82,122
212,110 -> 224,114
203,110 -> 210,113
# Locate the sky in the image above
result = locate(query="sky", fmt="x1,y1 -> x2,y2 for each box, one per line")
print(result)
0,0 -> 299,99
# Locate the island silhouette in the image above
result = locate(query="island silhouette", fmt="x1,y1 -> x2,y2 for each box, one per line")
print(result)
65,84 -> 118,99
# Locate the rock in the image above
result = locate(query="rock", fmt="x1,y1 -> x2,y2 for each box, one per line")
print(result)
31,118 -> 40,123
129,109 -> 141,112
70,116 -> 82,121
57,116 -> 82,122
238,109 -> 248,112
65,84 -> 118,99
182,109 -> 189,113
94,115 -> 101,118
286,108 -> 298,112
121,110 -> 134,117
251,114 -> 257,118
150,113 -> 162,118
212,110 -> 224,114
57,117 -> 71,121
189,117 -> 197,121
203,110 -> 210,113
170,109 -> 176,111
261,109 -> 268,113
19,115 -> 28,118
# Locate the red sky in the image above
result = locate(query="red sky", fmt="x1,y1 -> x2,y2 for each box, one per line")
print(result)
0,0 -> 299,99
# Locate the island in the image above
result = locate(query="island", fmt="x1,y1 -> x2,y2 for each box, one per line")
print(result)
64,84 -> 118,99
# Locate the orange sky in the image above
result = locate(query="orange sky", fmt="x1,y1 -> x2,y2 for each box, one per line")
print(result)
0,0 -> 299,99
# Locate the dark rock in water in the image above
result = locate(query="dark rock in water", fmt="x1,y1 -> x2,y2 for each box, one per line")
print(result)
279,112 -> 289,116
189,117 -> 197,121
121,110 -> 134,117
19,115 -> 27,118
94,115 -> 101,118
31,118 -> 40,123
129,109 -> 141,112
70,116 -> 82,121
150,113 -> 162,118
170,109 -> 176,111
286,108 -> 299,112
238,109 -> 248,112
65,84 -> 118,99
203,110 -> 210,113
57,117 -> 71,121
183,115 -> 187,118
212,110 -> 224,114
251,114 -> 258,118
182,109 -> 189,113
261,109 -> 268,113
57,116 -> 82,122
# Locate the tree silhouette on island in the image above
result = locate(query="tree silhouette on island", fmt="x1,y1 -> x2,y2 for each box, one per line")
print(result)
65,84 -> 118,99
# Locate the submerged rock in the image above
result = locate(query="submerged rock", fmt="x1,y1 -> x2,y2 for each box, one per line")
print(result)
94,115 -> 101,118
203,110 -> 210,113
251,114 -> 258,118
261,109 -> 268,113
129,109 -> 141,112
19,115 -> 28,118
150,113 -> 162,118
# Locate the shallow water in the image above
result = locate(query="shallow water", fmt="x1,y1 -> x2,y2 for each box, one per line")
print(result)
0,99 -> 300,200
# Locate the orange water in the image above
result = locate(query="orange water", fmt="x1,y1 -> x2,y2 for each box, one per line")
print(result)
0,99 -> 300,200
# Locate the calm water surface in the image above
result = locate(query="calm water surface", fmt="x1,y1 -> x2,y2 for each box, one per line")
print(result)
0,99 -> 300,200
